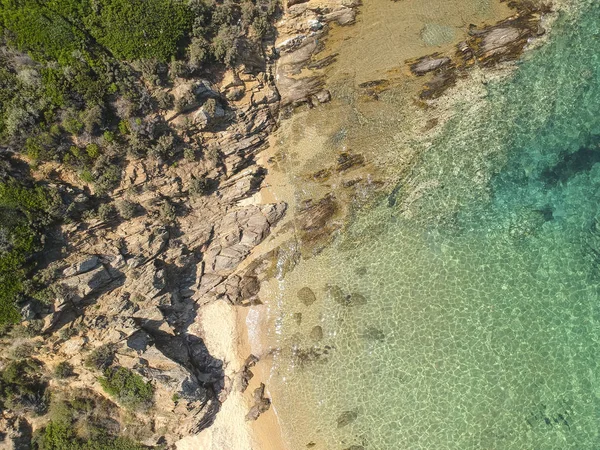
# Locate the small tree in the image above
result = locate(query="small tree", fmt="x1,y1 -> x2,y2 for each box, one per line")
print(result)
54,361 -> 74,379
189,176 -> 210,196
99,367 -> 154,409
97,203 -> 117,222
116,200 -> 138,220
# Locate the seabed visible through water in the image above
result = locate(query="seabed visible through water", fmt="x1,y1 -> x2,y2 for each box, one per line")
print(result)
259,0 -> 600,448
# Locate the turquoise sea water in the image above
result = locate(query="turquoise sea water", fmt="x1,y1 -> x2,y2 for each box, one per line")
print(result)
271,2 -> 600,448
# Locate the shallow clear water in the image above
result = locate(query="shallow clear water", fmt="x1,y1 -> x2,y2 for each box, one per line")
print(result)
269,1 -> 600,449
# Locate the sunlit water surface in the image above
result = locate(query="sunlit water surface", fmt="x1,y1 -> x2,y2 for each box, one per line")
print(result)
266,1 -> 600,449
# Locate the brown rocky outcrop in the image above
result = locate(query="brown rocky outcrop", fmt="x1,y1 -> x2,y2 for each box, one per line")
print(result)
4,20 -> 291,444
405,2 -> 550,99
245,383 -> 271,421
275,0 -> 362,106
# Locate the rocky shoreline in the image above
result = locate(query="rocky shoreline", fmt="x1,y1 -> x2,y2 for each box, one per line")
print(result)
0,0 -> 362,447
0,0 -> 558,448
407,1 -> 551,100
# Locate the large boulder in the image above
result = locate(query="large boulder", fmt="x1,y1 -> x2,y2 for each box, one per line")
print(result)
124,259 -> 166,301
191,98 -> 226,130
203,203 -> 287,276
63,255 -> 100,277
59,265 -> 113,302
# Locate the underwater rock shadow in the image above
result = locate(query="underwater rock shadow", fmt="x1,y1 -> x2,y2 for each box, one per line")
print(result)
540,145 -> 600,186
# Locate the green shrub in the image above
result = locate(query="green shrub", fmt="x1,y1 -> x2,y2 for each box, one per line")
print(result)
188,36 -> 210,69
36,420 -> 145,450
169,60 -> 190,79
154,90 -> 174,110
36,392 -> 146,450
12,341 -> 35,358
81,106 -> 104,135
97,203 -> 116,222
62,116 -> 83,136
0,359 -> 47,413
99,367 -> 153,409
85,344 -> 115,371
212,25 -> 240,66
205,147 -> 221,166
85,0 -> 193,61
118,120 -> 129,135
174,88 -> 198,113
252,15 -> 270,38
102,131 -> 115,144
91,157 -> 121,194
148,134 -> 175,160
159,202 -> 176,224
58,326 -> 78,340
79,169 -> 93,184
0,180 -> 59,325
116,200 -> 138,220
54,361 -> 74,379
183,147 -> 196,161
86,143 -> 100,159
0,0 -> 87,61
189,176 -> 210,196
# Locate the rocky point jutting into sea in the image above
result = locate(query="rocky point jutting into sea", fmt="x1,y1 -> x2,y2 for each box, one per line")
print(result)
1,0 -> 599,449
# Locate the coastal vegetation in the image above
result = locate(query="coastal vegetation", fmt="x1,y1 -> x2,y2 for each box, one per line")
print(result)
34,390 -> 145,449
0,0 -> 278,325
0,177 -> 61,324
98,366 -> 154,409
0,0 -> 279,446
0,358 -> 48,413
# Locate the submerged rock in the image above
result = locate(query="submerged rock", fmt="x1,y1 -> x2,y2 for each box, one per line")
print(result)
508,208 -> 548,240
355,266 -> 368,276
297,287 -> 317,306
296,194 -> 340,253
540,146 -> 600,186
293,312 -> 303,325
405,4 -> 547,100
336,409 -> 359,428
310,325 -> 324,341
326,284 -> 368,307
292,345 -> 333,366
420,71 -> 457,100
326,284 -> 345,304
409,54 -> 452,76
363,326 -> 385,341
336,152 -> 365,172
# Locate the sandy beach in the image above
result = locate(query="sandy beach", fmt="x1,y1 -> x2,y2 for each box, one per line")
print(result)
180,0 -> 557,448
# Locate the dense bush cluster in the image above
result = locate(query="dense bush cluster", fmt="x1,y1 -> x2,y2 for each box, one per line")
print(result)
0,0 -> 278,173
0,359 -> 48,413
34,390 -> 146,449
99,366 -> 154,409
0,177 -> 61,324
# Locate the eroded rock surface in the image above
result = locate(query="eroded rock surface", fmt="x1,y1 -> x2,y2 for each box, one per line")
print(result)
406,3 -> 550,99
275,0 -> 361,106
